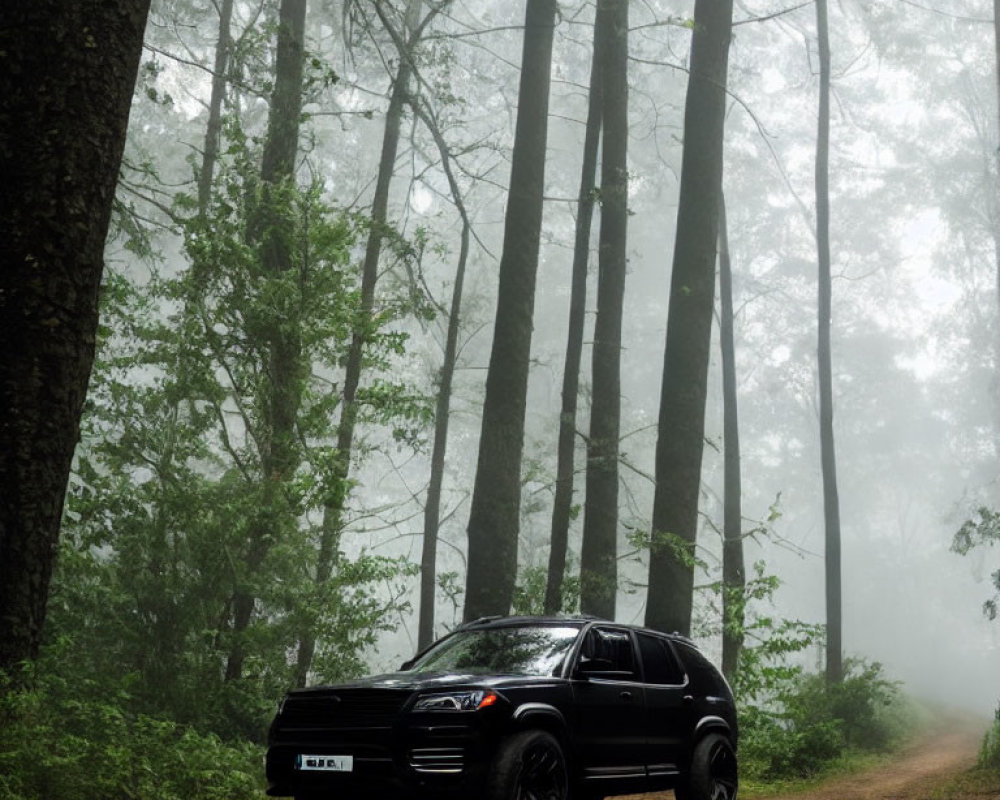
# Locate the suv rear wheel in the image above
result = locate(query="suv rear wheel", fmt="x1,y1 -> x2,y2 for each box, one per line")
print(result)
676,732 -> 738,800
486,729 -> 568,800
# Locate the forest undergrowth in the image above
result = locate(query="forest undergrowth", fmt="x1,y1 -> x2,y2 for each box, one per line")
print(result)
0,646 -> 966,800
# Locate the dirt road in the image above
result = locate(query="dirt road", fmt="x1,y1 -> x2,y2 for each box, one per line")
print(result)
619,723 -> 986,800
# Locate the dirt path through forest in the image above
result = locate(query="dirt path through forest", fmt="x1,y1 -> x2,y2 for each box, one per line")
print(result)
620,721 -> 986,800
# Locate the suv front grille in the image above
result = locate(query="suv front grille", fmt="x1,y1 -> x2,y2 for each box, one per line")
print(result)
280,689 -> 410,731
409,746 -> 465,774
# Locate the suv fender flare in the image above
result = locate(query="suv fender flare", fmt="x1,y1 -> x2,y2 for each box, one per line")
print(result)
693,715 -> 734,744
511,702 -> 567,727
508,703 -> 570,751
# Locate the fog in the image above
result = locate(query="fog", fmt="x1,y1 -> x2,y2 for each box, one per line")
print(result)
103,0 -> 1000,718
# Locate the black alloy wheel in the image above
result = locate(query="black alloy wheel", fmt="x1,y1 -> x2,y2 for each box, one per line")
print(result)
678,733 -> 738,800
487,730 -> 569,800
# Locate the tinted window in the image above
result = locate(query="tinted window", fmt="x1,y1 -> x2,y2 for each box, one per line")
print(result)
410,625 -> 580,676
674,642 -> 726,694
579,627 -> 636,676
637,632 -> 686,685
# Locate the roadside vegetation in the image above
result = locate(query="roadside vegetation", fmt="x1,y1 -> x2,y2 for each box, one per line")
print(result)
737,659 -> 914,796
0,656 -> 266,800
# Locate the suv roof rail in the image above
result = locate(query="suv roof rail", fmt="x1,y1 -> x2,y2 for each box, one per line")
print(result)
461,615 -> 504,627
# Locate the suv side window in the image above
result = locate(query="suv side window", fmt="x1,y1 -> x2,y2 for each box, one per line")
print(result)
580,627 -> 637,677
637,632 -> 686,685
674,641 -> 727,695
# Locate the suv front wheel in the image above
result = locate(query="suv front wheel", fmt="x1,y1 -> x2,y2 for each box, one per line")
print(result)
676,733 -> 738,800
486,729 -> 569,800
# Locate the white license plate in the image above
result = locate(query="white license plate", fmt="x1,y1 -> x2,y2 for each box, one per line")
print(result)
297,754 -> 353,772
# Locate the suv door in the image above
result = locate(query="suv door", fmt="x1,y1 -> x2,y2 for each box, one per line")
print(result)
636,632 -> 692,786
570,626 -> 647,791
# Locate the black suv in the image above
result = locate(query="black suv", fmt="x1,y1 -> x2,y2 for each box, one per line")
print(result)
266,615 -> 738,800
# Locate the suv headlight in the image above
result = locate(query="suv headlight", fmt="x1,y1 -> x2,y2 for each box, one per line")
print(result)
412,689 -> 498,711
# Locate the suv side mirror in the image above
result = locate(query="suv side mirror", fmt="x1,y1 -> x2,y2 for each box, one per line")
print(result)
399,658 -> 415,671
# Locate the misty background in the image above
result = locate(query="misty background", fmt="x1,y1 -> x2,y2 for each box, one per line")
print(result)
80,0 -> 1000,713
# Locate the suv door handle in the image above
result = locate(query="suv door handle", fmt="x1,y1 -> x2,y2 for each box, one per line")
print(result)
619,690 -> 633,701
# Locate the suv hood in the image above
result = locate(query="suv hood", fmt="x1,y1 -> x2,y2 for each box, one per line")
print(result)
289,671 -> 563,695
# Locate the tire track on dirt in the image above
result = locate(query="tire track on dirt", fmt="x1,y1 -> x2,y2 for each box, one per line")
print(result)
618,722 -> 984,800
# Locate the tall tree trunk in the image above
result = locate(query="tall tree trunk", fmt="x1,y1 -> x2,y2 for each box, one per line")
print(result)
295,0 -> 428,684
0,0 -> 150,672
815,0 -> 842,685
645,0 -> 733,637
991,0 -> 1000,448
718,193 -> 745,683
414,100 -> 471,651
544,2 -> 604,617
225,0 -> 307,684
994,0 -> 1000,306
580,0 -> 628,621
198,0 -> 235,215
464,0 -> 557,622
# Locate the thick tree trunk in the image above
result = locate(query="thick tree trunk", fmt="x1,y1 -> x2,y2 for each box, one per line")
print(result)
645,0 -> 733,637
415,102 -> 472,651
0,0 -> 150,672
544,3 -> 604,617
464,0 -> 557,622
815,0 -> 843,685
718,193 -> 745,683
225,0 -> 307,684
580,0 -> 628,621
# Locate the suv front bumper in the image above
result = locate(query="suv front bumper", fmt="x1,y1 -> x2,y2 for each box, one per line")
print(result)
266,717 -> 497,798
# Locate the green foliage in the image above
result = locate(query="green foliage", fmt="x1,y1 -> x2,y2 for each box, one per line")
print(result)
952,507 -> 1000,620
0,661 -> 264,800
512,564 -> 580,616
981,703 -> 1000,769
687,507 -> 907,782
740,659 -> 906,780
52,115 -> 432,741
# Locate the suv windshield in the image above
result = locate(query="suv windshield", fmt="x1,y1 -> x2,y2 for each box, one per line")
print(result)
409,625 -> 581,676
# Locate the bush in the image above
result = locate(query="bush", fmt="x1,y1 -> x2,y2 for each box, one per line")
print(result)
981,704 -> 1000,769
0,665 -> 265,800
739,659 -> 905,780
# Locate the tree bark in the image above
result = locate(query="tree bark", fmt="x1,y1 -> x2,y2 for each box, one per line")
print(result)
464,0 -> 557,622
0,0 -> 150,672
815,0 -> 843,685
718,193 -> 745,683
580,0 -> 628,621
544,1 -> 604,617
225,0 -> 308,684
198,0 -> 235,215
413,101 -> 472,650
645,0 -> 733,637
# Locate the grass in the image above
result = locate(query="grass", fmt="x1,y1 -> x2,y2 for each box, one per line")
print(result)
923,767 -> 1000,800
738,748 -> 893,798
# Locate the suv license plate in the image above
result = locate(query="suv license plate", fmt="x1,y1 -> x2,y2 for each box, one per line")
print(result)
297,754 -> 353,772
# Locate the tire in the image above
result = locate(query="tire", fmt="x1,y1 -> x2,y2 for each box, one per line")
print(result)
486,729 -> 569,800
676,733 -> 738,800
